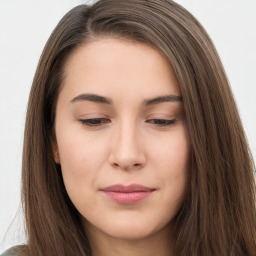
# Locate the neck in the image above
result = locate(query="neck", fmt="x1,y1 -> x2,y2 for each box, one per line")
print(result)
85,222 -> 176,256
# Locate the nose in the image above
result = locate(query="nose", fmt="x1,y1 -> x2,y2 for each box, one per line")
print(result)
109,121 -> 146,171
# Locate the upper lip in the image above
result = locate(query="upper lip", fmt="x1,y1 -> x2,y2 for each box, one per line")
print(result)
100,184 -> 156,192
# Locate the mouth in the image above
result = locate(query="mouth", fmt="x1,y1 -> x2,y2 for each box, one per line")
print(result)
100,184 -> 156,205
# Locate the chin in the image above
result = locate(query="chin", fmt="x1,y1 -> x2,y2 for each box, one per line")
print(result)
100,215 -> 170,241
105,224 -> 156,240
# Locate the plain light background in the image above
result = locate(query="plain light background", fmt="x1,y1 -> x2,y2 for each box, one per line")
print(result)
0,0 -> 255,252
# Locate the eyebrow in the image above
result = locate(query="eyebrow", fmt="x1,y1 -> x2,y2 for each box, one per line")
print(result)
70,93 -> 182,105
143,95 -> 182,105
70,93 -> 112,104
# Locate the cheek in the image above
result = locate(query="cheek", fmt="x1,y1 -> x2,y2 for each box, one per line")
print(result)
57,126 -> 107,174
150,127 -> 190,203
55,128 -> 109,207
58,144 -> 102,215
152,126 -> 190,171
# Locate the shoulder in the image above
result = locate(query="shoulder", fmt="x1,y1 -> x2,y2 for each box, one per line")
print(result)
1,251 -> 15,256
1,245 -> 27,256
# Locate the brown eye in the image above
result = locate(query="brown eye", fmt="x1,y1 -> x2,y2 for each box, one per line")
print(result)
79,118 -> 110,127
147,119 -> 176,126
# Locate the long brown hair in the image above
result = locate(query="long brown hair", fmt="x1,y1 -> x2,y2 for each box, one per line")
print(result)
9,0 -> 256,255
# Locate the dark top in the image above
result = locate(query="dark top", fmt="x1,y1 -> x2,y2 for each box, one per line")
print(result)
1,252 -> 14,256
1,249 -> 15,256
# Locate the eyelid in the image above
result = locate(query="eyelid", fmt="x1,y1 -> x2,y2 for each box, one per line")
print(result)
78,112 -> 109,118
79,118 -> 110,127
146,118 -> 177,127
146,112 -> 176,118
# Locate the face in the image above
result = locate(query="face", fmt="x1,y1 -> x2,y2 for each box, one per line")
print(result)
54,38 -> 190,242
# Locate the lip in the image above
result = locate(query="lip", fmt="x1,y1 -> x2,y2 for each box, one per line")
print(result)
100,184 -> 156,205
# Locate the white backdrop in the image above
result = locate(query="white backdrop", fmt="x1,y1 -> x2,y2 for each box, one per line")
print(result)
0,0 -> 255,252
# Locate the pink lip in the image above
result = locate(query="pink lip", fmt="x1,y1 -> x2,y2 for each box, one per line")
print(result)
100,184 -> 156,205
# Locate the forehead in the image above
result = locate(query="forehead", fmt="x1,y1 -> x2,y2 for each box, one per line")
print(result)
60,38 -> 181,103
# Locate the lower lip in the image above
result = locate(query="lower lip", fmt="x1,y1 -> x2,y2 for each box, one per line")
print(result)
102,191 -> 153,204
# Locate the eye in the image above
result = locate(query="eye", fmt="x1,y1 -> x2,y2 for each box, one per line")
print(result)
79,118 -> 110,127
147,119 -> 176,127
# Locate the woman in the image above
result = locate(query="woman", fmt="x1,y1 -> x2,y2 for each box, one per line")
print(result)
2,0 -> 255,255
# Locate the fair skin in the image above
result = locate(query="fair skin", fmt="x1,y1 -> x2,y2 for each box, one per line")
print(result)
54,38 -> 190,256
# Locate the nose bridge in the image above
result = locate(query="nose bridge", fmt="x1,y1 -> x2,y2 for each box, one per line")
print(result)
110,117 -> 145,170
118,120 -> 138,152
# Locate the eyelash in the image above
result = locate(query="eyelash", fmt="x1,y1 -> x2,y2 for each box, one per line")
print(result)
79,118 -> 109,126
79,118 -> 176,127
147,119 -> 176,126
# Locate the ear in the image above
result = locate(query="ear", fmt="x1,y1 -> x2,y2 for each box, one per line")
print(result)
51,139 -> 60,164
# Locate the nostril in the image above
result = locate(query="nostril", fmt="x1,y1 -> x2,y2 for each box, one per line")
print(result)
112,162 -> 143,170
